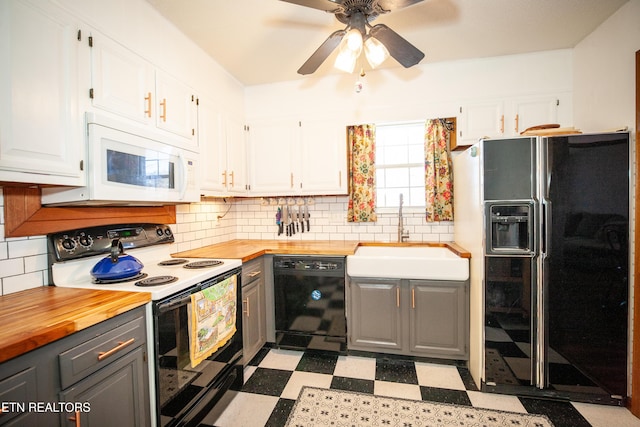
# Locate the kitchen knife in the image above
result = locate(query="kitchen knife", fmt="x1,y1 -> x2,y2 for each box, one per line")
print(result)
291,207 -> 296,235
283,205 -> 289,236
276,207 -> 282,235
304,204 -> 310,232
299,205 -> 304,233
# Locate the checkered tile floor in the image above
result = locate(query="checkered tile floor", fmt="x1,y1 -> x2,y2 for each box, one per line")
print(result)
199,347 -> 640,427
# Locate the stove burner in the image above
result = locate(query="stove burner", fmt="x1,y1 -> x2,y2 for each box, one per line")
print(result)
92,272 -> 148,285
135,276 -> 179,287
184,260 -> 224,269
158,259 -> 189,266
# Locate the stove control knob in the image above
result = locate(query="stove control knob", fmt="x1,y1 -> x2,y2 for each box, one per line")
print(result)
78,234 -> 93,248
156,228 -> 164,237
164,228 -> 172,237
61,238 -> 76,251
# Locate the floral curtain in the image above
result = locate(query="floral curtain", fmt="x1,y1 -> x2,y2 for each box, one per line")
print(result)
424,119 -> 454,222
347,124 -> 377,222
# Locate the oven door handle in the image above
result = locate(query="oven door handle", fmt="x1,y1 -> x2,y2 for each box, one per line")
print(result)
157,293 -> 192,313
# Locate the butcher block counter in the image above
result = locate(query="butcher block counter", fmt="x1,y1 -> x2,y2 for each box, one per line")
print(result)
173,239 -> 470,262
0,286 -> 150,363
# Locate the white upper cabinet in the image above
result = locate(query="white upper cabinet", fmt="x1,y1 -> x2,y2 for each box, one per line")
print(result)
247,117 -> 348,196
200,98 -> 247,196
88,32 -> 198,151
247,118 -> 299,195
299,118 -> 347,195
89,33 -> 154,125
0,0 -> 87,185
155,70 -> 198,146
458,95 -> 562,144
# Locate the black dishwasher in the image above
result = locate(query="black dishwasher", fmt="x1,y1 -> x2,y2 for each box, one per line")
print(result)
273,256 -> 346,352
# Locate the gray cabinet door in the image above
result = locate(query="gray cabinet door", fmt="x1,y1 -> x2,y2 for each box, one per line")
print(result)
348,279 -> 403,351
59,346 -> 149,427
409,280 -> 468,358
242,279 -> 266,363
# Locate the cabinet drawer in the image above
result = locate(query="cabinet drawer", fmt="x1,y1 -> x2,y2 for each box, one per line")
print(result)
242,258 -> 263,287
0,368 -> 37,426
59,316 -> 145,390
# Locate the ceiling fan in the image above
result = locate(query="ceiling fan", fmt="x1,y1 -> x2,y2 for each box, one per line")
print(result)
281,0 -> 426,75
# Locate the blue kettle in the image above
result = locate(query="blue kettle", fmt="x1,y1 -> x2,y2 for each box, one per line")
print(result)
90,239 -> 144,281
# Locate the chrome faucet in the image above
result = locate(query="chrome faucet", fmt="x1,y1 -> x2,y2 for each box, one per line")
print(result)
398,194 -> 409,242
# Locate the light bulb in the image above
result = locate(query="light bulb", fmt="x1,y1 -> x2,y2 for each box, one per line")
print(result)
344,28 -> 363,56
364,37 -> 390,69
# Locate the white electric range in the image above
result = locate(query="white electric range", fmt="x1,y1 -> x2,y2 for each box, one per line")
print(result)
49,224 -> 241,300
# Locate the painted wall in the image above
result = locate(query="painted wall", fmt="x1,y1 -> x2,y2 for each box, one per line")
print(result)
573,0 -> 640,132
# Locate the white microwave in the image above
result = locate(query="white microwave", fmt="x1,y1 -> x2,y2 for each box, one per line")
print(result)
42,114 -> 200,206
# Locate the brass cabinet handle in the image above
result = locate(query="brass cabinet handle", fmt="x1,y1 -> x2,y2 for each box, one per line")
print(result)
290,173 -> 294,188
248,271 -> 261,278
222,170 -> 227,186
396,287 -> 400,308
229,171 -> 235,188
144,92 -> 152,118
500,115 -> 505,134
160,98 -> 167,122
243,297 -> 250,317
339,171 -> 342,187
411,288 -> 415,309
515,114 -> 520,133
97,338 -> 135,361
68,410 -> 81,427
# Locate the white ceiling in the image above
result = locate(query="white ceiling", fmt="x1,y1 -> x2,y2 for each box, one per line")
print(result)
145,0 -> 628,86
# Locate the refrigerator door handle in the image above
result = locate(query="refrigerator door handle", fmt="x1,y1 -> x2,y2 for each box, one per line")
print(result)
541,199 -> 551,257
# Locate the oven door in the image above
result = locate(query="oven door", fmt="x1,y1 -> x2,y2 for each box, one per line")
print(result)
153,269 -> 243,427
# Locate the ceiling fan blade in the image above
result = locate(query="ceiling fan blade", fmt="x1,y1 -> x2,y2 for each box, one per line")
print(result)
376,0 -> 424,12
279,0 -> 342,13
297,29 -> 346,75
368,24 -> 424,68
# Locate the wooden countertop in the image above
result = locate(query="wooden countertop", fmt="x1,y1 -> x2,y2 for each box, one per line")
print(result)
0,287 -> 150,364
173,239 -> 471,262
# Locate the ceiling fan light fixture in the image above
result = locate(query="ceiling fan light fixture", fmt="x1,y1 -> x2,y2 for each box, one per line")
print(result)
334,44 -> 358,73
344,28 -> 363,56
364,36 -> 389,69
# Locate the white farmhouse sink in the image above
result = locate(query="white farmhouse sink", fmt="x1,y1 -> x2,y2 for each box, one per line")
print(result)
347,246 -> 469,281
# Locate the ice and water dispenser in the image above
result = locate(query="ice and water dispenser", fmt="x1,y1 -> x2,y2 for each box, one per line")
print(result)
486,204 -> 533,255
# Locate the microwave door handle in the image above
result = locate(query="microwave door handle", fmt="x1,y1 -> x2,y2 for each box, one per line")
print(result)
178,152 -> 188,200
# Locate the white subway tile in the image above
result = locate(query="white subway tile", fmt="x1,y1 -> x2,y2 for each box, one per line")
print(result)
3,271 -> 44,294
0,258 -> 24,278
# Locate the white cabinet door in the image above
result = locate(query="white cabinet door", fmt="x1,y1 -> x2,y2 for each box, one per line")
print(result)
0,0 -> 86,185
155,70 -> 198,148
89,32 -> 154,125
225,116 -> 247,195
199,99 -> 225,194
199,98 -> 247,196
510,96 -> 559,135
247,119 -> 298,195
300,119 -> 347,195
458,101 -> 504,142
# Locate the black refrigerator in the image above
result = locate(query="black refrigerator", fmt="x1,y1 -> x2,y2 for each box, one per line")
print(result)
480,132 -> 629,405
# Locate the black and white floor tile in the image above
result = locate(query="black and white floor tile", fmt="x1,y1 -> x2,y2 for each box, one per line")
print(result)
199,347 -> 640,427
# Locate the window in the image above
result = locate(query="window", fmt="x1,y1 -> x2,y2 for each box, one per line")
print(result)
375,122 -> 425,208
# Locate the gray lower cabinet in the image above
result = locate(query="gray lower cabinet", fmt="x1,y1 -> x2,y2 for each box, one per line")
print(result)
0,306 -> 149,427
348,278 -> 469,360
347,279 -> 402,351
242,257 -> 266,363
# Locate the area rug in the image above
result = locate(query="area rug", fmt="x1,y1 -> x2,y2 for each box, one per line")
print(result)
285,387 -> 554,427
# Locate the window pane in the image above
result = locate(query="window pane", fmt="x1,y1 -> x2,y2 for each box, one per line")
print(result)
385,168 -> 409,188
375,122 -> 426,208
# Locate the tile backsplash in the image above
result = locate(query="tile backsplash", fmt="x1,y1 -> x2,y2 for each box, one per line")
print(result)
174,196 -> 454,252
0,188 -> 454,295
